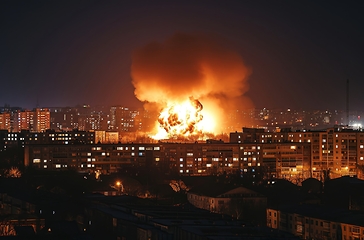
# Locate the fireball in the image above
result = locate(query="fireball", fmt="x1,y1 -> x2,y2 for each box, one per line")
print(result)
151,97 -> 218,139
131,33 -> 252,140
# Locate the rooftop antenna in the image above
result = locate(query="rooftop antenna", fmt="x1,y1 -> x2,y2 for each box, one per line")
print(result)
346,79 -> 349,126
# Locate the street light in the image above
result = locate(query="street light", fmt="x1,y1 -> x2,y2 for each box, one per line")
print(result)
115,181 -> 123,194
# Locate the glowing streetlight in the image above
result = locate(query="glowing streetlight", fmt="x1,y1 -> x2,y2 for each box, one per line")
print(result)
115,181 -> 123,194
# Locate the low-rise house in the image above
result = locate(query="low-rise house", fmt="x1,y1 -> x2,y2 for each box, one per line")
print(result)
187,185 -> 267,225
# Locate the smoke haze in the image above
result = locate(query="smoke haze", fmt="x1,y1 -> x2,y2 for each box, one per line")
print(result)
131,33 -> 253,134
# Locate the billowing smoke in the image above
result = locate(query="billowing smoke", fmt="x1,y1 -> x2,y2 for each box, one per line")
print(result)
131,33 -> 252,137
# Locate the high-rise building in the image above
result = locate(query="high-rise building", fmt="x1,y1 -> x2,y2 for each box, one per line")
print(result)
13,110 -> 34,132
109,106 -> 139,132
0,112 -> 11,131
34,108 -> 50,132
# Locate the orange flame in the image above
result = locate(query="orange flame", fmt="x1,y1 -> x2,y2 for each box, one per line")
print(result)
131,33 -> 253,140
158,97 -> 203,136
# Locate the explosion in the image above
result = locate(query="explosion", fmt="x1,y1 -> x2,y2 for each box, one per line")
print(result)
131,33 -> 252,139
158,97 -> 203,136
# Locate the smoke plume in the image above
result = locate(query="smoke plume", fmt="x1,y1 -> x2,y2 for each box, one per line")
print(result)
131,33 -> 252,135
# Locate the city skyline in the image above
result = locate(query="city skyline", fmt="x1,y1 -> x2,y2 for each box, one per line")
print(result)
1,1 -> 364,111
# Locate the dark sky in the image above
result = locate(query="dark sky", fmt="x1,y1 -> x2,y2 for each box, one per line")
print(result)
1,0 -> 363,110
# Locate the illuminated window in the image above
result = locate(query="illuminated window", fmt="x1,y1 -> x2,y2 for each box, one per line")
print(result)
180,164 -> 183,167
154,146 -> 160,150
55,164 -> 61,168
117,147 -> 123,150
139,147 -> 145,150
180,158 -> 184,161
33,159 -> 41,163
155,157 -> 160,161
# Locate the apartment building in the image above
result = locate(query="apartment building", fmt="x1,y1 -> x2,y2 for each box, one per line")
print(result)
267,204 -> 364,240
24,141 -> 310,181
231,127 -> 364,179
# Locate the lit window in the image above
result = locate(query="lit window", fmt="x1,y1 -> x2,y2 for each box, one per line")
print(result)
55,164 -> 61,168
33,159 -> 41,163
154,147 -> 160,150
139,147 -> 145,150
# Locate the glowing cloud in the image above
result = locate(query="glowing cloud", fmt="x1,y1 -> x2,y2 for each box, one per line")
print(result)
131,33 -> 252,139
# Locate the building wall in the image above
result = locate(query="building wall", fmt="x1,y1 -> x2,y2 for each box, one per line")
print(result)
267,207 -> 364,240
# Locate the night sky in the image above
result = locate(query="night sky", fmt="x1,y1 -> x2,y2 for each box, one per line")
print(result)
1,1 -> 363,111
